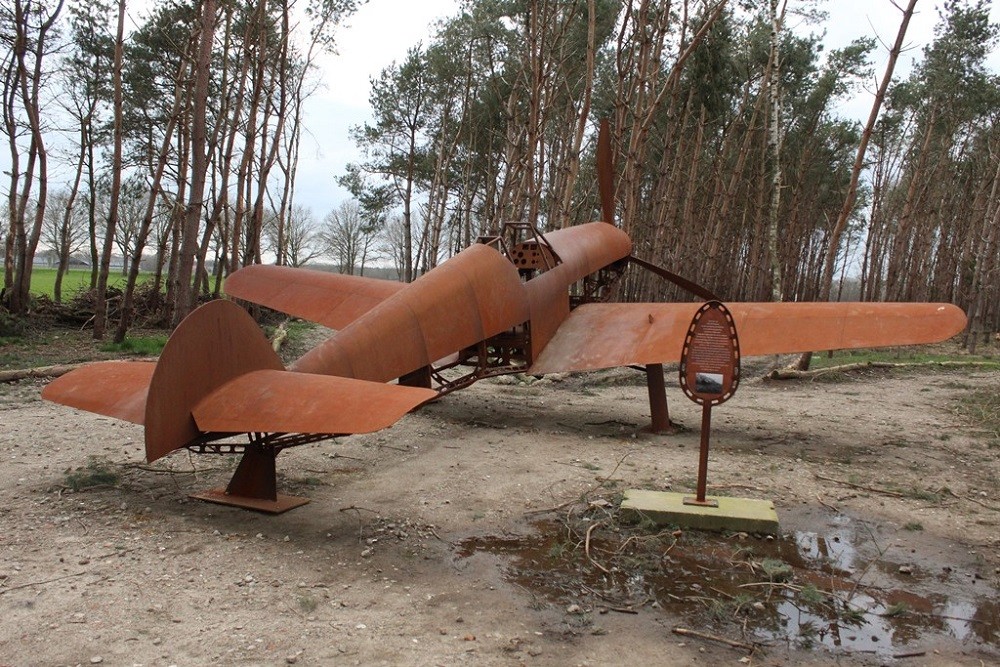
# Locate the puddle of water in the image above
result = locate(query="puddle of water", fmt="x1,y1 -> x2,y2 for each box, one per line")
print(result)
456,515 -> 999,656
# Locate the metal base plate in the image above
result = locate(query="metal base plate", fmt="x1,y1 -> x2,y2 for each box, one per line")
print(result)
682,496 -> 719,508
190,488 -> 310,514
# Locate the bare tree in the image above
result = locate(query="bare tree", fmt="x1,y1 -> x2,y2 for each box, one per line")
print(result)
41,189 -> 87,302
265,203 -> 320,267
91,0 -> 124,338
1,0 -> 65,314
320,200 -> 379,276
112,177 -> 147,276
172,0 -> 217,327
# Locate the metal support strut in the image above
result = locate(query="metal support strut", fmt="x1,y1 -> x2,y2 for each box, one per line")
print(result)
644,363 -> 674,433
189,435 -> 310,513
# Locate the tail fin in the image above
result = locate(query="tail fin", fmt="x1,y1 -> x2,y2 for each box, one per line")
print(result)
142,299 -> 284,462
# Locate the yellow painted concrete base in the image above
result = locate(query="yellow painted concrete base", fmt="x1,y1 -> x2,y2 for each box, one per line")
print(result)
620,489 -> 779,534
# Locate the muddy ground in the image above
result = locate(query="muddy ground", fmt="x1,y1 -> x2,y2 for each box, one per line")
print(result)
0,345 -> 998,666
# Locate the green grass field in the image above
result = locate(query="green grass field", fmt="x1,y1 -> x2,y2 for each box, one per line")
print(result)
29,268 -> 151,299
809,347 -> 996,368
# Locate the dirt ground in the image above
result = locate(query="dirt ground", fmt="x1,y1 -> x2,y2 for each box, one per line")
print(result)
0,346 -> 998,666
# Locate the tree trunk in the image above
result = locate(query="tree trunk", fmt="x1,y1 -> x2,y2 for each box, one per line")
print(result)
92,0 -> 125,339
172,0 -> 217,327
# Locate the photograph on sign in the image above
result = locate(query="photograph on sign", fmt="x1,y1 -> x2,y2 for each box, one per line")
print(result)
695,372 -> 724,394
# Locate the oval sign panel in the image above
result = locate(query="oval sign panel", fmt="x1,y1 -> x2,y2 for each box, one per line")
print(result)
679,301 -> 740,406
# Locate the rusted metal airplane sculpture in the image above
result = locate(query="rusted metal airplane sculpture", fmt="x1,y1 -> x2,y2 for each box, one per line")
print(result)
43,126 -> 967,513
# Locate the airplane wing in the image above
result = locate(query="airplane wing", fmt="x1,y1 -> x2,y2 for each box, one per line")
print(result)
42,361 -> 155,424
192,370 -> 436,435
529,301 -> 967,374
224,264 -> 404,330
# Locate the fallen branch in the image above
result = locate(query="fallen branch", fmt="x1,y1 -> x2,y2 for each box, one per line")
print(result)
606,606 -> 638,614
672,627 -> 754,651
769,359 -> 1000,380
0,363 -> 91,384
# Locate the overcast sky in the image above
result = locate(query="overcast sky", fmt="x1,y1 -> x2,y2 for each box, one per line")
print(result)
294,0 -> 1000,217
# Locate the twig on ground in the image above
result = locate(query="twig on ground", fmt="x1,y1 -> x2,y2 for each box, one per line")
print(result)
584,521 -> 609,574
0,571 -> 87,595
813,472 -> 904,498
738,581 -> 803,593
525,451 -> 633,516
815,492 -> 839,513
606,606 -> 638,614
941,487 -> 1000,512
707,483 -> 765,492
672,627 -> 754,651
339,505 -> 378,543
427,528 -> 453,545
126,464 -> 213,475
338,504 -> 380,515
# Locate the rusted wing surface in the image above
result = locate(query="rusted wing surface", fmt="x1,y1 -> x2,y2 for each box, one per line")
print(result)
731,302 -> 966,356
42,361 -> 154,425
224,264 -> 404,329
292,244 -> 529,381
193,370 -> 437,435
144,299 -> 284,462
529,301 -> 967,374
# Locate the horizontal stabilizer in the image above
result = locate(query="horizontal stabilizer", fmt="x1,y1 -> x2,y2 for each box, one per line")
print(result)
42,361 -> 154,425
530,302 -> 967,374
193,370 -> 437,435
225,264 -> 403,330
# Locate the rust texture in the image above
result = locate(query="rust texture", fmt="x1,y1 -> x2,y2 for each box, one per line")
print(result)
225,264 -> 404,330
41,121 -> 970,513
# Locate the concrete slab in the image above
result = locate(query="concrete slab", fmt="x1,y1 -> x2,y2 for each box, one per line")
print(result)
620,489 -> 779,534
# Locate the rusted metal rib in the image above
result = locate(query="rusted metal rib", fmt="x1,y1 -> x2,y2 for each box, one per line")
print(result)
529,301 -> 968,374
225,264 -> 404,329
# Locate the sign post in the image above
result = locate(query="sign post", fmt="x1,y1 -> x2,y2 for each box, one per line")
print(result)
678,301 -> 741,507
620,300 -> 778,534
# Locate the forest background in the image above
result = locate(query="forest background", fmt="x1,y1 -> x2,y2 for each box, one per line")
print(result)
1,0 -> 998,350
